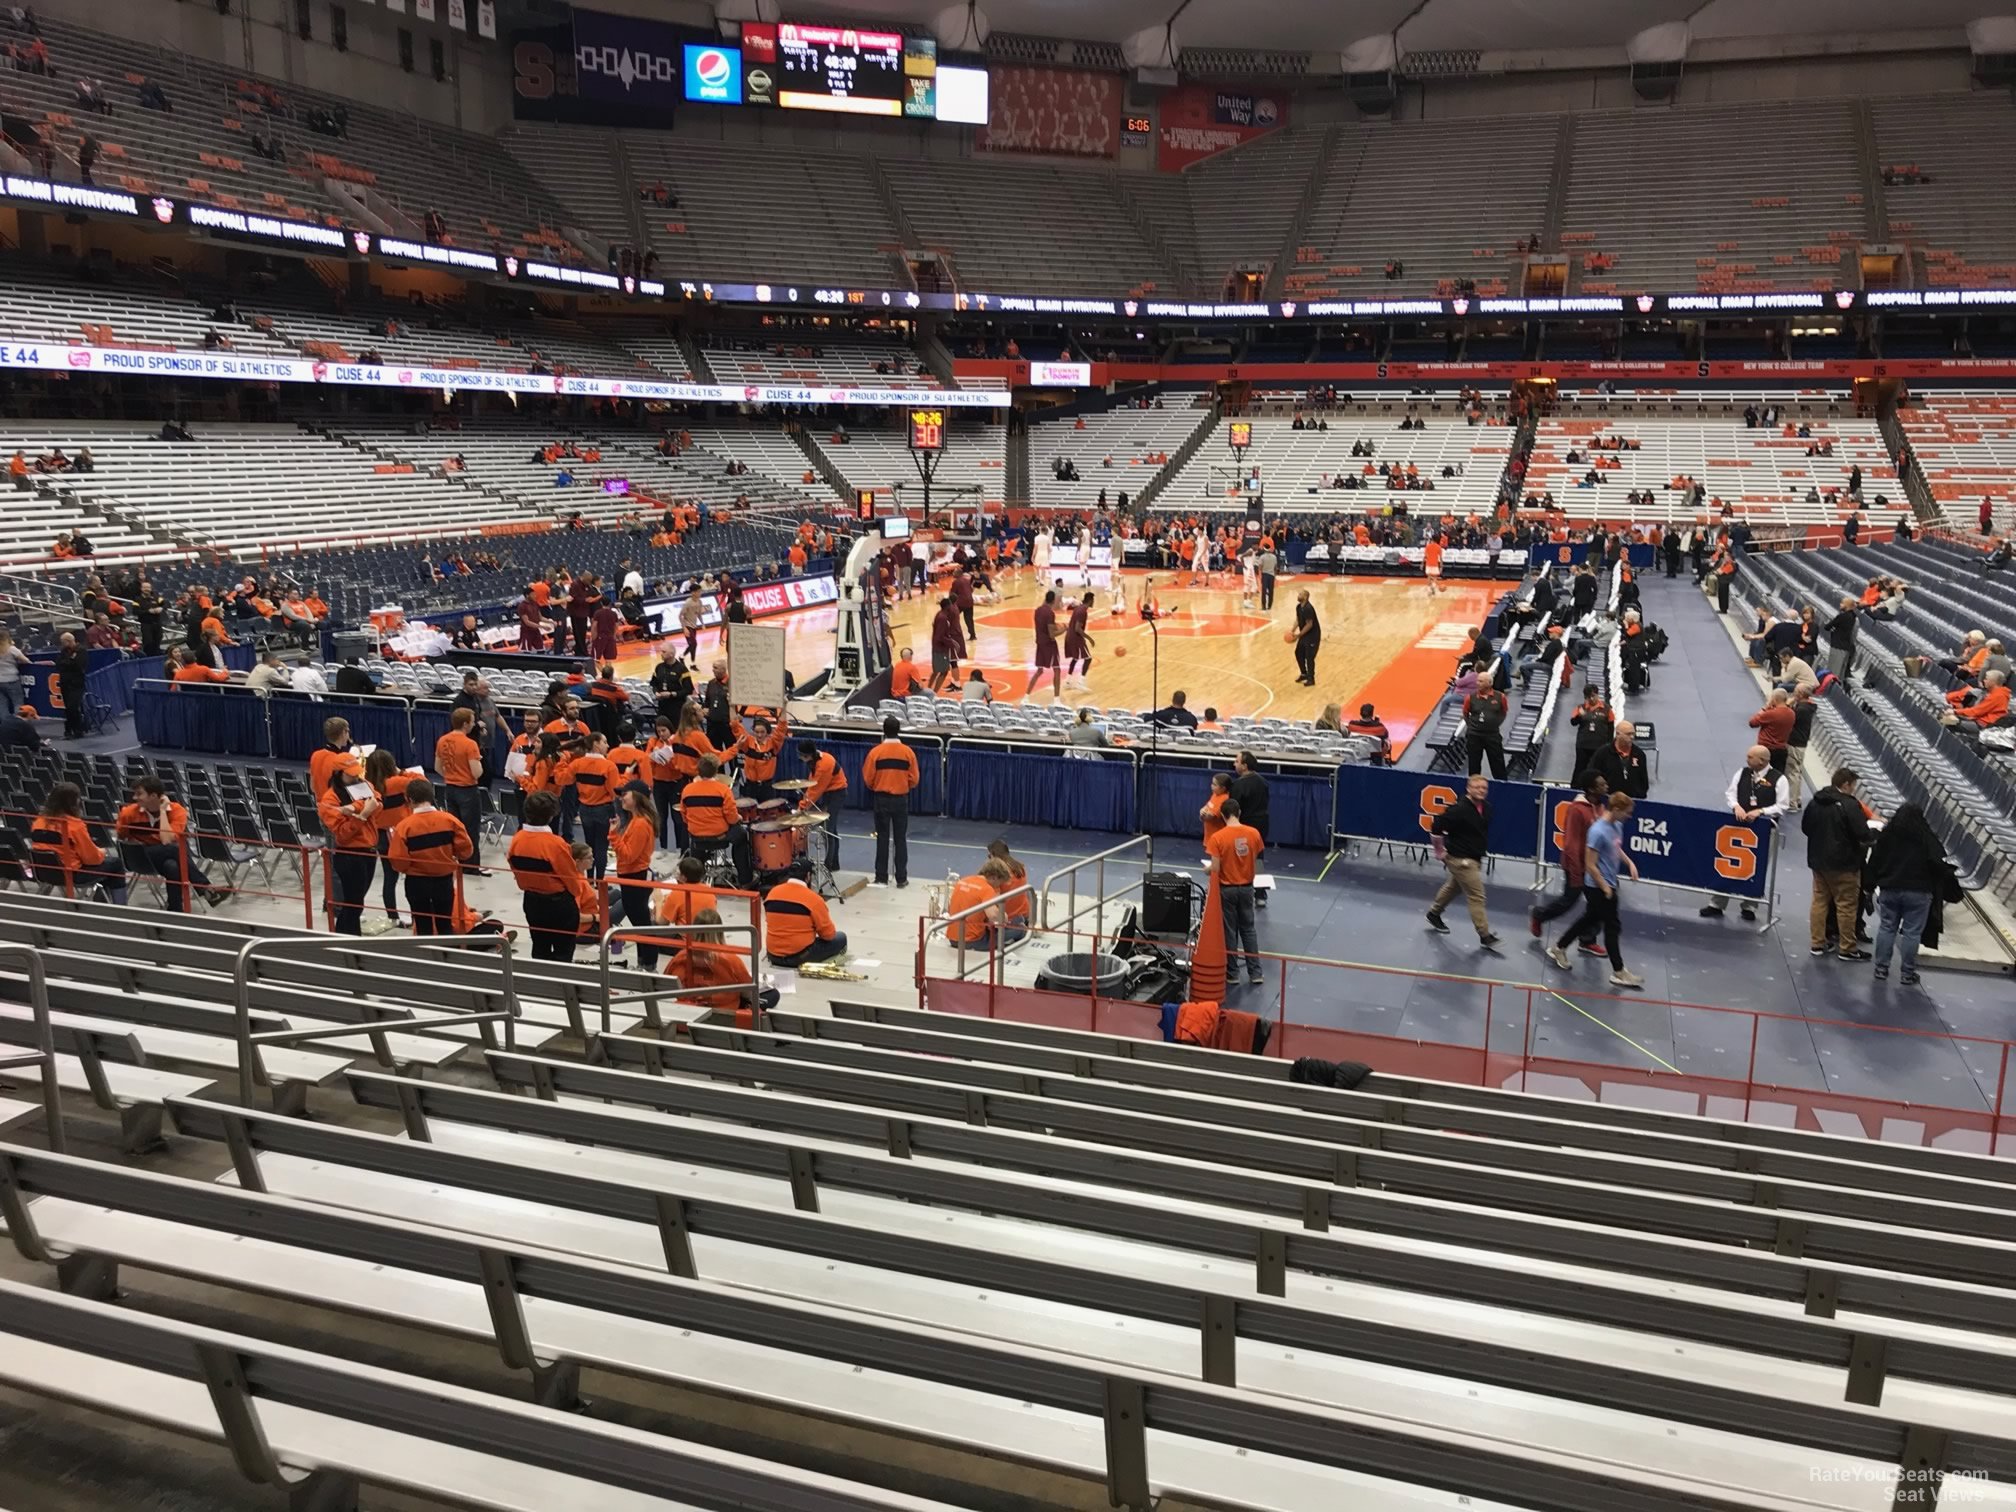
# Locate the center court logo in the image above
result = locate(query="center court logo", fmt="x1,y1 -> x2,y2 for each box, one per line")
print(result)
683,44 -> 741,103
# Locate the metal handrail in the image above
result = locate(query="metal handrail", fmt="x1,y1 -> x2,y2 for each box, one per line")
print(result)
941,880 -> 1033,984
1039,835 -> 1151,951
597,921 -> 763,1035
0,945 -> 61,1153
232,933 -> 518,1107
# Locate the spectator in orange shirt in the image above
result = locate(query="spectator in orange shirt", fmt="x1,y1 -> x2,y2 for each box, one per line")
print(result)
788,542 -> 808,575
116,776 -> 222,912
1205,797 -> 1266,984
31,782 -> 126,902
943,857 -> 1015,947
889,645 -> 923,700
984,839 -> 1030,936
1944,670 -> 2009,737
1199,771 -> 1233,842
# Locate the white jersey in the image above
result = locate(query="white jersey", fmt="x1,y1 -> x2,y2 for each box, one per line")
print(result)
1242,554 -> 1260,597
1193,532 -> 1211,572
1032,531 -> 1053,571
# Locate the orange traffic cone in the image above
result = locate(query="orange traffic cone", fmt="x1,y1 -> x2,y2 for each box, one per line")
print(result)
1190,872 -> 1228,1005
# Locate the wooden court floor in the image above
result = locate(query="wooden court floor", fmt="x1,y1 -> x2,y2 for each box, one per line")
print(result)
619,571 -> 1500,750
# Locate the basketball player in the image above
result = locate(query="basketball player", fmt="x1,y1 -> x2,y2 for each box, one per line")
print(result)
1188,525 -> 1211,588
1240,547 -> 1260,608
1109,564 -> 1129,618
1026,589 -> 1063,701
1064,591 -> 1096,690
1031,525 -> 1054,586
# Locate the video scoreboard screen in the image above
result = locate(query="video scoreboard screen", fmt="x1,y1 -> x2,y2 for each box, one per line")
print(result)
779,23 -> 909,116
683,16 -> 988,122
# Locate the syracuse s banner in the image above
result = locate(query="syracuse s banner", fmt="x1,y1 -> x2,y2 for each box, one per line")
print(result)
1541,788 -> 1772,901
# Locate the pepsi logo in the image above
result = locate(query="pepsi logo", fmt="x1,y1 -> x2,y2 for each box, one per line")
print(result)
695,49 -> 731,87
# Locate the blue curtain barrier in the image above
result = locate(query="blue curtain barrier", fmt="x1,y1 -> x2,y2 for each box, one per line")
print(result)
268,694 -> 416,767
1528,541 -> 1656,570
1138,759 -> 1336,851
946,746 -> 1136,833
133,683 -> 271,756
778,733 -> 946,816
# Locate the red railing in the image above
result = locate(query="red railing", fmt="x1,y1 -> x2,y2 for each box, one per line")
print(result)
916,921 -> 2016,1157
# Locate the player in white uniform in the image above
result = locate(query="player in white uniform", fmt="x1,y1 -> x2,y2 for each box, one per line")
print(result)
1240,548 -> 1260,608
1031,527 -> 1054,586
1110,566 -> 1128,617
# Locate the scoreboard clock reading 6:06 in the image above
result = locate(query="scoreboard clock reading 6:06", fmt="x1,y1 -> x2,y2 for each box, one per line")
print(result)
908,408 -> 946,452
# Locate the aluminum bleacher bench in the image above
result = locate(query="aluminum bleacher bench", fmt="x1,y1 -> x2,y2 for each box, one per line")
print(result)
505,1043 -> 2016,1371
0,1096 -> 37,1136
0,1272 -> 928,1512
0,1015 -> 213,1152
146,1101 -> 2010,1508
0,893 -> 658,1039
812,1000 -> 2016,1203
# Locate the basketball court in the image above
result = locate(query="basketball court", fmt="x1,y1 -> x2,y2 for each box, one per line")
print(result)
613,570 -> 1500,753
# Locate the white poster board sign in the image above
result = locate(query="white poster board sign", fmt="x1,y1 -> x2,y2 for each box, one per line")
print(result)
728,622 -> 788,710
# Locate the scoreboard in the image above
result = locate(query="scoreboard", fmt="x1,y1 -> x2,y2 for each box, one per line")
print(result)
779,23 -> 912,116
684,16 -> 987,122
908,407 -> 947,453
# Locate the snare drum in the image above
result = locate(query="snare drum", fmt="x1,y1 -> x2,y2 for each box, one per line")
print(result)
750,798 -> 789,825
751,821 -> 796,874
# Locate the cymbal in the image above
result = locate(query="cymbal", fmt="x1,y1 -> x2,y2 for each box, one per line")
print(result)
772,778 -> 814,792
777,810 -> 827,828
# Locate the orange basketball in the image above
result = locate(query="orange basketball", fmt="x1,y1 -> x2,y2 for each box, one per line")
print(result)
1114,646 -> 1127,658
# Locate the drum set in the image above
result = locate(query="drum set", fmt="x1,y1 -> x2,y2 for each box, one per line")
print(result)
749,779 -> 837,897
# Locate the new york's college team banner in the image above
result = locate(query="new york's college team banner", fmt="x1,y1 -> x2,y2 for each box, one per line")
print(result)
1331,768 -> 1774,900
1332,766 -> 1546,859
1540,788 -> 1772,902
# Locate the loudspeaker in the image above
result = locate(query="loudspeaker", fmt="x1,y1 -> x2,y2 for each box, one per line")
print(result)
1631,59 -> 1683,101
1140,871 -> 1191,936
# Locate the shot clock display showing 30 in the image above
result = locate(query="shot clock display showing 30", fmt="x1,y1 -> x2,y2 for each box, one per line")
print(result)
907,408 -> 947,452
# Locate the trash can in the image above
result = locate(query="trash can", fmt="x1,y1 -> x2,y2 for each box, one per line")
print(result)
1035,951 -> 1130,996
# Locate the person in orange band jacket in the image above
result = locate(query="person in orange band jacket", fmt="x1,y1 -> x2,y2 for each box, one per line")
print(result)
795,738 -> 848,871
664,906 -> 779,1026
763,875 -> 845,967
507,790 -> 585,961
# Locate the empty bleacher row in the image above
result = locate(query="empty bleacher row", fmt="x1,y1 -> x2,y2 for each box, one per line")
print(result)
1526,411 -> 1897,528
1159,414 -> 1512,514
807,420 -> 1008,508
4,14 -> 586,264
17,10 -> 2016,304
1897,392 -> 2016,530
8,885 -> 2016,1509
1026,405 -> 1212,510
4,421 -> 542,563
